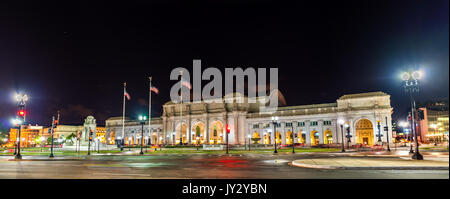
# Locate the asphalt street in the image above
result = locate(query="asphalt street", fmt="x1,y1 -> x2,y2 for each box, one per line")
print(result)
0,153 -> 448,179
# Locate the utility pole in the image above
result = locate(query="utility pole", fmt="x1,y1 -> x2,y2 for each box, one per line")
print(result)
49,116 -> 55,158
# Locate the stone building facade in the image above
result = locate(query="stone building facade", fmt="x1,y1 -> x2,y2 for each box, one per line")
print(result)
105,91 -> 394,147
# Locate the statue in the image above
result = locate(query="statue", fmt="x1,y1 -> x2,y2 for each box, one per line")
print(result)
81,116 -> 97,145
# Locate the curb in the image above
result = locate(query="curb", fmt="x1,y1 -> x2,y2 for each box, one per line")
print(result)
291,161 -> 449,170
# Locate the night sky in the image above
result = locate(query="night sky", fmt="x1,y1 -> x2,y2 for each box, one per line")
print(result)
0,0 -> 448,128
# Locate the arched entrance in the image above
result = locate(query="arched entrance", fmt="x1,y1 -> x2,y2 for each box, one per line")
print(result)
176,124 -> 188,144
209,121 -> 224,144
275,132 -> 282,144
355,119 -> 374,146
252,132 -> 261,144
324,130 -> 333,144
298,131 -> 306,144
310,131 -> 319,146
152,133 -> 158,145
263,132 -> 271,144
286,131 -> 293,145
192,122 -> 206,144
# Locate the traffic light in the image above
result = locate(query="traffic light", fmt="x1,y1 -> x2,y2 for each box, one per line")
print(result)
89,130 -> 93,141
226,125 -> 231,134
18,110 -> 26,117
417,109 -> 425,121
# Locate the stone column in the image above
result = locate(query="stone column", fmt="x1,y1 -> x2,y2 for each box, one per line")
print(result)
305,120 -> 311,146
205,114 -> 210,144
318,120 -> 324,144
188,105 -> 192,145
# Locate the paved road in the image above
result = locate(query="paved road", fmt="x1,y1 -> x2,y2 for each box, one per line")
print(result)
0,153 -> 448,179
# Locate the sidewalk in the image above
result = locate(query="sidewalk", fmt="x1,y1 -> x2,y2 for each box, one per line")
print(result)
291,157 -> 449,170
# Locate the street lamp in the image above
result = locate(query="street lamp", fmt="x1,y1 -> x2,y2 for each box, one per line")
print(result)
376,120 -> 382,143
247,134 -> 251,151
11,118 -> 23,159
401,70 -> 423,160
338,119 -> 345,152
138,115 -> 147,155
172,132 -> 176,146
291,121 -> 296,154
271,116 -> 279,154
196,137 -> 200,150
344,123 -> 351,149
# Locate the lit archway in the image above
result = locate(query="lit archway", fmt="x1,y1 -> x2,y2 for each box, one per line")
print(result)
209,121 -> 224,144
176,123 -> 188,144
310,131 -> 319,146
355,119 -> 374,146
324,130 -> 333,144
297,131 -> 306,144
192,122 -> 206,144
263,132 -> 271,144
152,133 -> 157,145
275,132 -> 282,144
286,131 -> 293,145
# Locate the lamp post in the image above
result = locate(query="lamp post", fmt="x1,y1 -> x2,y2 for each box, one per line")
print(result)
196,137 -> 199,150
11,118 -> 23,159
271,116 -> 279,154
225,124 -> 230,154
408,115 -> 414,153
345,123 -> 351,149
97,138 -> 100,153
385,117 -> 391,152
377,121 -> 382,143
40,136 -> 45,152
14,93 -> 28,160
247,135 -> 251,151
139,115 -> 147,155
87,127 -> 92,155
172,132 -> 175,146
401,70 -> 423,160
291,122 -> 296,154
338,119 -> 345,152
50,116 -> 56,158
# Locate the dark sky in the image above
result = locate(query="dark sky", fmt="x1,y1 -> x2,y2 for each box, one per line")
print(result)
0,0 -> 448,128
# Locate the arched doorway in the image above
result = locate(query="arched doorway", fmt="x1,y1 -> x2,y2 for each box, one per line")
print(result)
310,131 -> 319,146
298,131 -> 306,145
152,133 -> 158,145
275,132 -> 282,144
210,121 -> 224,144
252,132 -> 261,144
177,124 -> 188,145
286,131 -> 293,145
263,132 -> 271,144
192,122 -> 206,144
355,119 -> 374,146
324,130 -> 333,144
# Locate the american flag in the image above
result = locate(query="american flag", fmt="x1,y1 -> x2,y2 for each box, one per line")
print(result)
124,89 -> 131,100
181,79 -> 192,90
150,86 -> 159,94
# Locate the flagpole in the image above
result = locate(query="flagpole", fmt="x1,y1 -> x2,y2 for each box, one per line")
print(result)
122,82 -> 126,149
149,76 -> 152,146
180,70 -> 183,145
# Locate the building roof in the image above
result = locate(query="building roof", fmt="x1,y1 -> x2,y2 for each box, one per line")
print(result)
338,91 -> 388,100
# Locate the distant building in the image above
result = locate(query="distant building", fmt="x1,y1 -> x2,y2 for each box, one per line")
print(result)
106,91 -> 394,147
417,100 -> 449,143
9,125 -> 43,147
